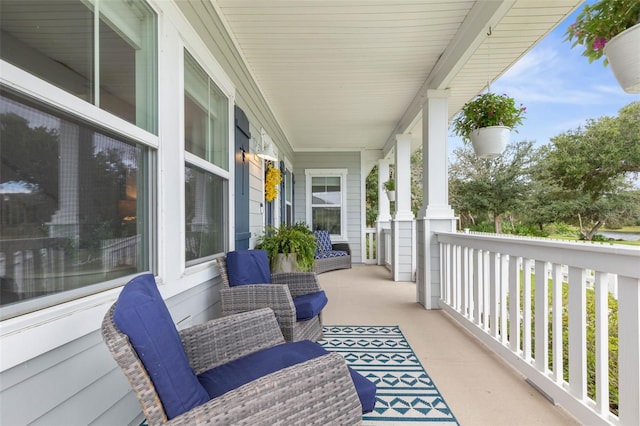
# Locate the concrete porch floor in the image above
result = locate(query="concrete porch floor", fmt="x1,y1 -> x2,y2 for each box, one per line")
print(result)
318,264 -> 581,426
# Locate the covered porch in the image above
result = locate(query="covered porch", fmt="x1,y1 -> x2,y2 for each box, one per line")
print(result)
4,1 -> 639,425
320,264 -> 580,425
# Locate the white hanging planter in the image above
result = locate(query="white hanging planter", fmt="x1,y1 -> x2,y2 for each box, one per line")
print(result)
604,23 -> 640,94
469,126 -> 511,158
386,190 -> 395,202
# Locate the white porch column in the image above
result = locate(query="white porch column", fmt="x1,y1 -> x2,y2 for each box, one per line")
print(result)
416,89 -> 457,308
376,159 -> 392,266
391,134 -> 415,281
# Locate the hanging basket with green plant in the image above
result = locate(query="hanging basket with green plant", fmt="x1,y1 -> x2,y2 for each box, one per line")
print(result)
564,0 -> 640,93
451,92 -> 527,158
451,92 -> 526,141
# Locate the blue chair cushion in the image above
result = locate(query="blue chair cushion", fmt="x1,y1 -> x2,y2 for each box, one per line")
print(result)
314,230 -> 333,255
226,250 -> 272,286
315,250 -> 348,259
292,291 -> 328,321
197,340 -> 376,414
112,274 -> 209,419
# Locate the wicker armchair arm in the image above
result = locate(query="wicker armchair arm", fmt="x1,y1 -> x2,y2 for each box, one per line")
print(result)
180,308 -> 285,374
166,353 -> 362,426
220,284 -> 296,321
271,272 -> 322,298
332,243 -> 351,254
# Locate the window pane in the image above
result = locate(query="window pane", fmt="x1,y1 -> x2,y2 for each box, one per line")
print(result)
184,52 -> 228,170
99,0 -> 157,132
285,170 -> 292,202
312,207 -> 341,235
311,176 -> 341,205
1,0 -> 94,102
0,0 -> 158,133
185,166 -> 226,262
0,89 -> 151,318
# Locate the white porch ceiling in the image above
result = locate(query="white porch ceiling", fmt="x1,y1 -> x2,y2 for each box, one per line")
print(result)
212,0 -> 582,156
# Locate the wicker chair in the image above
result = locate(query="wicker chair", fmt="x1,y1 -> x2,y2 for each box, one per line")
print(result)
313,230 -> 352,274
216,253 -> 325,342
102,292 -> 363,425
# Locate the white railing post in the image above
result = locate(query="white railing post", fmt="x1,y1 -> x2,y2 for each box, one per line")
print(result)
568,266 -> 587,401
509,255 -> 520,353
552,262 -> 564,384
534,260 -> 549,373
594,271 -> 610,416
618,275 -> 640,426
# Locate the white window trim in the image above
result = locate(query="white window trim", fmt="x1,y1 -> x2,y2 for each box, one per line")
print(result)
305,168 -> 348,241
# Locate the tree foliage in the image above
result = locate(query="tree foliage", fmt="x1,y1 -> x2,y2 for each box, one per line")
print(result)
449,140 -> 536,233
543,102 -> 640,238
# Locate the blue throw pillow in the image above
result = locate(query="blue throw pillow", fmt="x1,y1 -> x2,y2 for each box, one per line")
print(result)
226,250 -> 272,286
314,230 -> 333,253
112,274 -> 209,419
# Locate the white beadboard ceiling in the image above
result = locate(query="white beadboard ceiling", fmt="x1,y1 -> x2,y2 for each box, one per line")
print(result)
213,0 -> 582,156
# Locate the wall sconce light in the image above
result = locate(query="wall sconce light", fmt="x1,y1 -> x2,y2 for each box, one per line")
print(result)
256,129 -> 278,161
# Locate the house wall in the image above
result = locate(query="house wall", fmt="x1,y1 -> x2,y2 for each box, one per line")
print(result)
294,151 -> 362,263
0,1 -> 296,425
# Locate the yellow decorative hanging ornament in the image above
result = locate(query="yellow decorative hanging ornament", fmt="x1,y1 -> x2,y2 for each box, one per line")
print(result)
265,163 -> 282,202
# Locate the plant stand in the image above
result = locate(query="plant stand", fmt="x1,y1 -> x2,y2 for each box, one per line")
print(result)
604,23 -> 640,94
469,126 -> 511,158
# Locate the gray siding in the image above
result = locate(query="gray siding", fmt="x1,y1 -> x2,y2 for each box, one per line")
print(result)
0,279 -> 220,425
294,152 -> 362,263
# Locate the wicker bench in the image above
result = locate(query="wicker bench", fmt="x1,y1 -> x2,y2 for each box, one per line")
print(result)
313,230 -> 352,274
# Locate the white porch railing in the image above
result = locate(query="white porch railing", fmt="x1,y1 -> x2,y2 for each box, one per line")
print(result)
382,229 -> 391,270
364,228 -> 377,264
436,232 -> 640,426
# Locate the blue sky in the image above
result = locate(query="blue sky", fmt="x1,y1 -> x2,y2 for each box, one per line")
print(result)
449,2 -> 640,153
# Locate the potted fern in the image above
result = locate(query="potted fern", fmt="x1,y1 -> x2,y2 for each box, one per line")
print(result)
256,222 -> 317,272
565,0 -> 640,93
451,92 -> 526,158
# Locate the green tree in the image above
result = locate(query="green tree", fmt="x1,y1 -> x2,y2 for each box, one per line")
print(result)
449,140 -> 536,233
544,102 -> 640,239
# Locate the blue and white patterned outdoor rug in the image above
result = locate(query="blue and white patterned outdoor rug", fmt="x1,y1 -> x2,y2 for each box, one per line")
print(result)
319,325 -> 459,425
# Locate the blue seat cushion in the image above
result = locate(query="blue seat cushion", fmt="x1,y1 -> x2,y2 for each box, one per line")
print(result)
197,340 -> 376,414
292,291 -> 328,320
315,250 -> 348,259
112,274 -> 209,419
226,250 -> 272,286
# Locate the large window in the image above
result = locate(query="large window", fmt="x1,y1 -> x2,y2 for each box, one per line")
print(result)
184,51 -> 229,264
0,0 -> 157,133
0,88 -> 152,319
306,169 -> 347,239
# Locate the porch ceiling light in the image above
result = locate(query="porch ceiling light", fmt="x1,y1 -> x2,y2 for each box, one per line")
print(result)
256,129 -> 278,161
